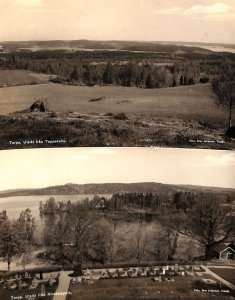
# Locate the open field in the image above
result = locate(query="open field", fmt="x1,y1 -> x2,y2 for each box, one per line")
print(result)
0,70 -> 54,87
0,82 -> 233,149
0,83 -> 226,121
210,268 -> 235,285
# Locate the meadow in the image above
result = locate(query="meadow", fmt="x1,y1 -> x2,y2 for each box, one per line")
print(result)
0,78 -> 233,149
0,82 -> 225,121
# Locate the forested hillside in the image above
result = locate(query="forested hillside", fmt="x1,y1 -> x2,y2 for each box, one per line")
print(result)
1,182 -> 235,198
1,41 -> 234,89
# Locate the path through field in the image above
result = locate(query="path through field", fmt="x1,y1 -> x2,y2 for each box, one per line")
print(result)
52,271 -> 71,300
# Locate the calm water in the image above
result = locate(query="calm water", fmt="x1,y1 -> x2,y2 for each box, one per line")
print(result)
0,194 -> 111,219
0,194 -> 112,239
184,44 -> 235,54
199,45 -> 235,54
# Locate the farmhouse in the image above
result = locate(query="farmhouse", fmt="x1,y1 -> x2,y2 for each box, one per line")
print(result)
213,243 -> 235,260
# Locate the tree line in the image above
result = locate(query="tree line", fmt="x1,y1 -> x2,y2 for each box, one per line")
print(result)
90,191 -> 231,213
1,50 -> 230,88
40,200 -> 181,267
41,193 -> 235,265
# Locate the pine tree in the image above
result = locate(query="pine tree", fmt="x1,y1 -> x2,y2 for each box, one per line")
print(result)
146,74 -> 153,89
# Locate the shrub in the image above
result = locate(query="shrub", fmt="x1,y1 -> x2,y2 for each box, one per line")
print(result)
200,77 -> 209,84
113,113 -> 128,120
104,112 -> 114,117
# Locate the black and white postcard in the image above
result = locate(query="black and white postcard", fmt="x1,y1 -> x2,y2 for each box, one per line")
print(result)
0,147 -> 235,299
0,0 -> 234,149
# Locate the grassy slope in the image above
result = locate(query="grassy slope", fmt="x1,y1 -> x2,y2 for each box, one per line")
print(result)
0,83 -> 233,149
0,83 -> 226,123
0,70 -> 53,87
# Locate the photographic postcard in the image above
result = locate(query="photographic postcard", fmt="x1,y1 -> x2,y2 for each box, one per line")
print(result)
0,147 -> 235,299
0,0 -> 234,149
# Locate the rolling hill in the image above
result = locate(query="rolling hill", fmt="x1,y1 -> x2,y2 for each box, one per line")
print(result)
0,39 -> 214,54
0,70 -> 55,87
0,182 -> 234,198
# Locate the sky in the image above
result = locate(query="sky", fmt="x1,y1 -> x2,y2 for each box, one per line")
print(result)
0,0 -> 234,43
0,147 -> 234,191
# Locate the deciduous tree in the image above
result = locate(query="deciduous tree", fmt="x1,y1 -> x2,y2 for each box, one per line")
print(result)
0,211 -> 25,270
18,208 -> 36,243
88,219 -> 113,264
66,203 -> 94,274
213,59 -> 235,128
165,195 -> 234,260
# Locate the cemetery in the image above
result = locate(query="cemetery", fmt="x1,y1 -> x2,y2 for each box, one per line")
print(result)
0,271 -> 59,300
67,264 -> 234,299
78,263 -> 202,281
0,263 -> 234,299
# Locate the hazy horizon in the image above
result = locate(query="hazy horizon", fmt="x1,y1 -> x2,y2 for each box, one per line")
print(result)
1,181 -> 235,194
0,0 -> 234,44
0,148 -> 234,191
0,38 -> 235,46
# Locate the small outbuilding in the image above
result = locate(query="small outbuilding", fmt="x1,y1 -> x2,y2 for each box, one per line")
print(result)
213,243 -> 235,260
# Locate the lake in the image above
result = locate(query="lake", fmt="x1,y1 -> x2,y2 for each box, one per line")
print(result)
199,45 -> 235,54
0,194 -> 112,239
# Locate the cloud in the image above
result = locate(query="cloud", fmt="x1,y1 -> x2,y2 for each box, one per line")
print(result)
156,7 -> 182,15
72,154 -> 89,160
88,148 -> 116,155
71,148 -> 116,160
12,0 -> 42,6
203,153 -> 235,167
155,2 -> 231,17
184,2 -> 230,16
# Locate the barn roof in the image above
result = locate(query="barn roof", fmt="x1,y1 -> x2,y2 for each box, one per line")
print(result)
213,243 -> 235,254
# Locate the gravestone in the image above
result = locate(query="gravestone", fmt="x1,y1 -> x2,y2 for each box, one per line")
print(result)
174,264 -> 179,272
18,280 -> 22,291
49,277 -> 54,287
41,284 -> 46,294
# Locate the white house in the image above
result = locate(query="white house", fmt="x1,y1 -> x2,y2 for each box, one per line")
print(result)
213,243 -> 235,260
